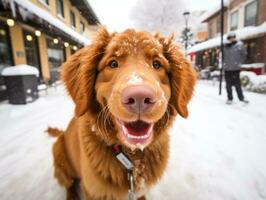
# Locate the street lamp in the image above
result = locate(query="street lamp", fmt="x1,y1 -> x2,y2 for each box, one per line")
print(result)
183,11 -> 190,56
219,0 -> 224,95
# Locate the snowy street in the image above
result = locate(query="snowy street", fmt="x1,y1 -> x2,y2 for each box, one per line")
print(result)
0,81 -> 266,200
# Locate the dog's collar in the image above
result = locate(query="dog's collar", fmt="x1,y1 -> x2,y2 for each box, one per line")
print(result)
112,144 -> 134,171
112,144 -> 135,200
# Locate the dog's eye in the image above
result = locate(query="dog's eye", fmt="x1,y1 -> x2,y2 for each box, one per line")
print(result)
108,60 -> 119,68
152,60 -> 162,70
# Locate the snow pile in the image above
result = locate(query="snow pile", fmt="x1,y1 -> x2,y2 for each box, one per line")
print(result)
12,0 -> 90,45
240,71 -> 266,93
37,84 -> 48,90
1,65 -> 39,76
210,70 -> 221,77
188,22 -> 266,53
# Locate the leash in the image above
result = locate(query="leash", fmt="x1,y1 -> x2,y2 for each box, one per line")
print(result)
112,144 -> 135,200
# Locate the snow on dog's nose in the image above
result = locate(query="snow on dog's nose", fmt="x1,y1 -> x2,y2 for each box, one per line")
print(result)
121,85 -> 156,114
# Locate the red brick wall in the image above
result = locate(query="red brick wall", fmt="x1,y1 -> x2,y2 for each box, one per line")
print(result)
256,36 -> 266,63
258,0 -> 266,25
229,0 -> 246,10
206,10 -> 228,39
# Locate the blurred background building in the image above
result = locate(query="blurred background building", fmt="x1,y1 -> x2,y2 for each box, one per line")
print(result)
189,0 -> 266,75
0,0 -> 99,101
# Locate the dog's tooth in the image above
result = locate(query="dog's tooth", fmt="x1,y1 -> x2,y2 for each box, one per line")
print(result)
122,125 -> 128,136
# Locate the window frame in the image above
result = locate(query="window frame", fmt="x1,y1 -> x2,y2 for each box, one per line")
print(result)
80,21 -> 85,33
244,0 -> 258,27
216,15 -> 221,34
230,10 -> 239,31
208,21 -> 213,38
70,10 -> 76,29
56,0 -> 64,18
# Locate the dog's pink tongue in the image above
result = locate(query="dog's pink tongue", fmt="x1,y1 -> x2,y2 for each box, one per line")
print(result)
125,120 -> 150,136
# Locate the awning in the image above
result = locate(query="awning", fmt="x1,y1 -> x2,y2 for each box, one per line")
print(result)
12,0 -> 91,45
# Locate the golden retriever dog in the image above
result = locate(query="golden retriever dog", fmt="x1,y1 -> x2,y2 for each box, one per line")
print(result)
48,27 -> 196,200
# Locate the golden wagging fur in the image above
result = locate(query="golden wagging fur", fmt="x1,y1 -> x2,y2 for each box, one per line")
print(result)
48,28 -> 196,200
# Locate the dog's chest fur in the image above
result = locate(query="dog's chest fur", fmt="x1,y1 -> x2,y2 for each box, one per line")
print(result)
79,120 -> 169,199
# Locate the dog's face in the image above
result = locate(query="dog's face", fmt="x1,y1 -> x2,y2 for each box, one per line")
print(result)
95,31 -> 171,150
61,28 -> 196,150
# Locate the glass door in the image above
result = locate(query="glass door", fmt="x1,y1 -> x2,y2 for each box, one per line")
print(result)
23,30 -> 41,78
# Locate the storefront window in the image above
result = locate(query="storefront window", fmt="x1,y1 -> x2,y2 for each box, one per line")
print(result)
0,23 -> 13,100
0,23 -> 12,74
47,38 -> 65,83
23,30 -> 41,75
230,10 -> 238,31
246,40 -> 257,63
244,0 -> 257,27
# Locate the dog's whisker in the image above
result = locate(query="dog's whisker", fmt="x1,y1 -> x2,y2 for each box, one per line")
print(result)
96,105 -> 108,137
96,105 -> 112,142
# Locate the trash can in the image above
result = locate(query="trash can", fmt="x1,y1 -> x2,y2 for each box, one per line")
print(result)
1,65 -> 39,104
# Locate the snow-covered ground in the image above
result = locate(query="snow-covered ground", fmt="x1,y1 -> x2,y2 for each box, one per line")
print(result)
0,81 -> 266,200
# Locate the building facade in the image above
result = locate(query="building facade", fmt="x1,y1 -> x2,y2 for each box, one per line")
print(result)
202,6 -> 229,39
189,0 -> 266,73
0,0 -> 99,100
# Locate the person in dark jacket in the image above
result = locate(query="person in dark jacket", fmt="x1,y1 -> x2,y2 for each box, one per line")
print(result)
223,32 -> 248,104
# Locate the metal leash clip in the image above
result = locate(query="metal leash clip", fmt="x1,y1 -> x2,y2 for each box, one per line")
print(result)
128,171 -> 134,200
112,145 -> 135,200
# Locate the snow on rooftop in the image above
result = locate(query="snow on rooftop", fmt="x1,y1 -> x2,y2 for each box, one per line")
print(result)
13,0 -> 90,45
200,0 -> 229,23
188,22 -> 266,53
1,65 -> 39,76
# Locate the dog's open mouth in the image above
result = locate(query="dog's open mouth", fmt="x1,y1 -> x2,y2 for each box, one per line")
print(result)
117,119 -> 153,148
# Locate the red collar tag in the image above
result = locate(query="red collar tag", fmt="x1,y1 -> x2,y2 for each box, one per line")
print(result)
113,144 -> 121,155
112,144 -> 134,171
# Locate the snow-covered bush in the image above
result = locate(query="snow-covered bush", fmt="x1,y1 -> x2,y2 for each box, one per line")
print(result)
240,71 -> 266,94
210,70 -> 221,79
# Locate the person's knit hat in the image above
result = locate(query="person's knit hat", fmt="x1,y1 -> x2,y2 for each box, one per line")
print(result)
227,32 -> 236,40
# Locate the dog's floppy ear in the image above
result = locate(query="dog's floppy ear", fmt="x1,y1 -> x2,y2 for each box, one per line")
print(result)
158,34 -> 197,118
61,27 -> 111,117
